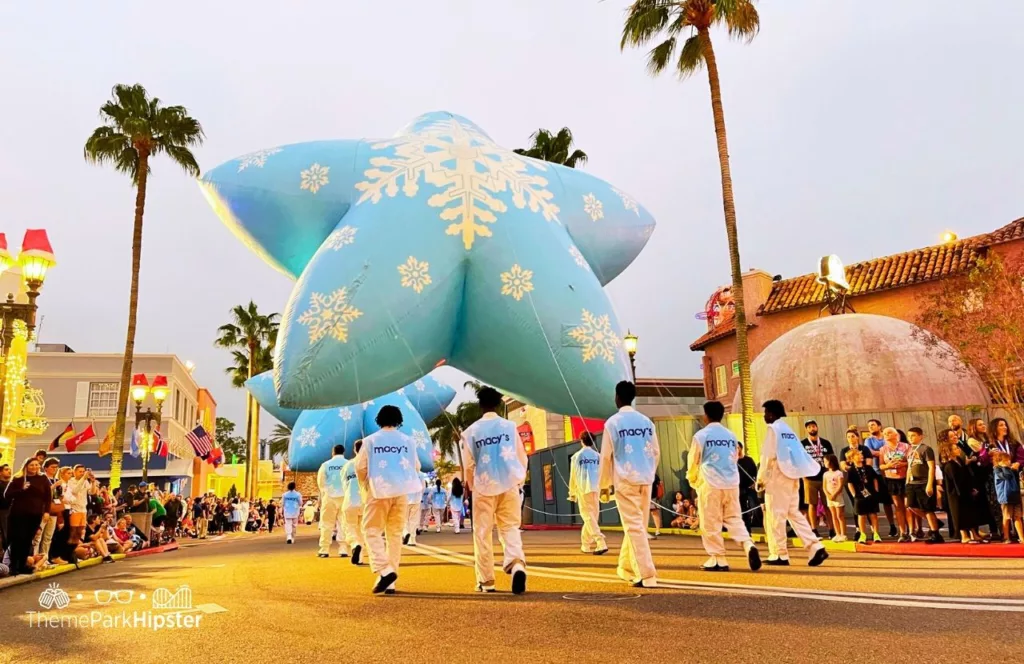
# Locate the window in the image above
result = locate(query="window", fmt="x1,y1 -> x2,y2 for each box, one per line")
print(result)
88,382 -> 119,417
731,360 -> 740,377
715,365 -> 728,397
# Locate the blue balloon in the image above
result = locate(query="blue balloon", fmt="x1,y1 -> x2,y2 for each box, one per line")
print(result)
202,112 -> 655,418
245,372 -> 303,428
247,369 -> 456,472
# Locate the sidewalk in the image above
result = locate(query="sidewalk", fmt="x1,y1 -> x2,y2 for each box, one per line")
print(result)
0,541 -> 180,593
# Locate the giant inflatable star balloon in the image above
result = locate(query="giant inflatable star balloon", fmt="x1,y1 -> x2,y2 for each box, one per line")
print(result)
246,370 -> 456,472
201,112 -> 656,418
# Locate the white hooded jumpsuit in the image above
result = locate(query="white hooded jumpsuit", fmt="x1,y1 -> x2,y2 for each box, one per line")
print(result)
758,419 -> 825,561
317,454 -> 348,556
569,445 -> 606,553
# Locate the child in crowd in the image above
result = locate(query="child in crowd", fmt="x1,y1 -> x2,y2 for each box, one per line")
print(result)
670,492 -> 687,528
845,449 -> 882,543
822,455 -> 847,542
992,451 -> 1024,544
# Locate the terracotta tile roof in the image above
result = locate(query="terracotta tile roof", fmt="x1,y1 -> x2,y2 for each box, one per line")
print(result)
689,318 -> 756,351
758,216 -> 1024,316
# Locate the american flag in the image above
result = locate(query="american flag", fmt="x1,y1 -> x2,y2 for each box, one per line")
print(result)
186,424 -> 213,459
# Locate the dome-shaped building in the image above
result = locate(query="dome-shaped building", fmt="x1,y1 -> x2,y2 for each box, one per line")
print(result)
732,313 -> 988,414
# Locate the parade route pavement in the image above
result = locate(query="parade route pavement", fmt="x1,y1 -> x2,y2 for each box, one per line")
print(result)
2,526 -> 1022,663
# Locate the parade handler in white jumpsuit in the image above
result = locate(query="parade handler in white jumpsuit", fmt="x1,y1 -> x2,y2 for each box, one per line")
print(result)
342,440 -> 365,565
460,386 -> 529,595
281,483 -> 302,544
355,406 -> 422,594
600,381 -> 660,588
687,401 -> 762,572
403,472 -> 427,546
317,444 -> 349,558
756,400 -> 829,567
569,432 -> 607,555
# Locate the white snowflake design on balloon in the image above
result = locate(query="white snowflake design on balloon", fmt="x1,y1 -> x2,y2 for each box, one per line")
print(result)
611,187 -> 639,216
297,287 -> 363,344
355,118 -> 559,250
323,225 -> 358,250
397,388 -> 406,396
567,309 -> 618,364
414,380 -> 426,392
362,399 -> 375,407
582,193 -> 604,221
296,427 -> 321,448
237,148 -> 282,172
568,244 -> 591,271
412,429 -> 429,450
338,407 -> 352,421
300,163 -> 330,194
500,264 -> 534,301
398,256 -> 432,293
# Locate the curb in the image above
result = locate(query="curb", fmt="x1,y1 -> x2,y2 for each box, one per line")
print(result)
521,525 -> 581,531
856,541 -> 1024,558
0,542 -> 180,593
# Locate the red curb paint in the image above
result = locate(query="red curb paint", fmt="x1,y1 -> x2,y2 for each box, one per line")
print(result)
856,541 -> 1024,558
125,542 -> 180,558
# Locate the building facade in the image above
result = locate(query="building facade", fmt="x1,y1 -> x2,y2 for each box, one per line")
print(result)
13,350 -> 215,493
690,216 -> 1024,406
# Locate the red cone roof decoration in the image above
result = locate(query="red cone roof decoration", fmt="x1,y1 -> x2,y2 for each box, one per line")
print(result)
20,229 -> 56,263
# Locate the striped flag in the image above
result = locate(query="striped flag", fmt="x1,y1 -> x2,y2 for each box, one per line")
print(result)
186,424 -> 213,458
154,429 -> 168,458
49,423 -> 75,451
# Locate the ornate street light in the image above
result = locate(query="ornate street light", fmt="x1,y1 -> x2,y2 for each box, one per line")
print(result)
0,230 -> 55,452
132,373 -> 168,483
623,330 -> 638,381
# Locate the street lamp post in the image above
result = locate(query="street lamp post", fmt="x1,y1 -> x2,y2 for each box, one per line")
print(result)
131,373 -> 168,484
0,230 -> 55,461
623,330 -> 638,382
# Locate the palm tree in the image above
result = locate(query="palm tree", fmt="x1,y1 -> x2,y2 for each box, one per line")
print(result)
215,302 -> 279,496
84,84 -> 204,488
267,423 -> 291,461
427,380 -> 491,471
621,0 -> 759,446
514,128 -> 588,168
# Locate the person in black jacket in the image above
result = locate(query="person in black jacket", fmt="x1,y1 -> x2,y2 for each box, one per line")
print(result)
736,443 -> 760,530
941,434 -> 983,544
4,458 -> 52,575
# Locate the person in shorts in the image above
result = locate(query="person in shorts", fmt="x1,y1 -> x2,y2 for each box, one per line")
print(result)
863,419 -> 898,537
879,427 -> 911,542
905,427 -> 943,543
844,449 -> 881,543
822,455 -> 847,542
992,451 -> 1024,544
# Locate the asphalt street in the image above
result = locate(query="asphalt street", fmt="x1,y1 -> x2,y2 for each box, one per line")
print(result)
2,525 -> 1023,663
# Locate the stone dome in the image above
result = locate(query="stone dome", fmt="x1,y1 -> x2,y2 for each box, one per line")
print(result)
732,313 -> 989,414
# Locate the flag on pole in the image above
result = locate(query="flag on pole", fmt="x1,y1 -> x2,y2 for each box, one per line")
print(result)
49,423 -> 75,452
64,424 -> 96,452
208,447 -> 224,467
130,427 -> 141,458
154,429 -> 168,458
186,424 -> 214,459
97,425 -> 115,457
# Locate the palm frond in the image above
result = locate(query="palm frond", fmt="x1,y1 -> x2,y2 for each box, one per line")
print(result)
725,0 -> 760,41
621,0 -> 674,49
647,37 -> 677,75
676,34 -> 705,79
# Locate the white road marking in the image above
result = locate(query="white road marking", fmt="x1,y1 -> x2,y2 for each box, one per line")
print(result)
409,542 -> 1024,612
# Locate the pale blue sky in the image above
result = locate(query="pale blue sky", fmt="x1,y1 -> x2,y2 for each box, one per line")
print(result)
1,1 -> 1022,432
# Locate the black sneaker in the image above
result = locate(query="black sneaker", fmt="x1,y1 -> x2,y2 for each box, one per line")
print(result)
402,533 -> 410,545
373,572 -> 398,594
928,532 -> 945,544
475,583 -> 496,593
594,548 -> 608,556
700,563 -> 727,572
511,567 -> 527,595
747,546 -> 762,571
888,525 -> 898,538
828,529 -> 836,539
383,588 -> 396,595
808,547 -> 829,567
351,545 -> 362,565
896,535 -> 909,543
765,557 -> 790,566
102,556 -> 115,564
